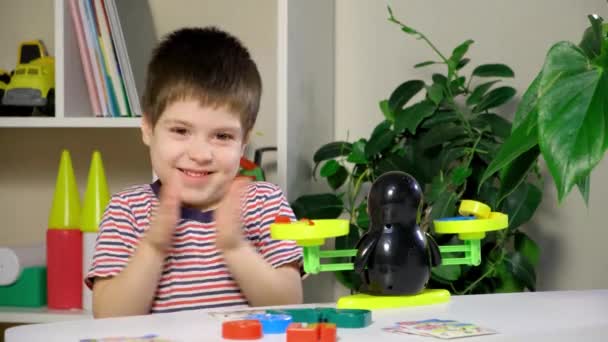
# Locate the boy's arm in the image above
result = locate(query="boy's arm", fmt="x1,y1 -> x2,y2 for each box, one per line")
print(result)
215,179 -> 303,306
222,244 -> 303,306
92,176 -> 181,318
92,239 -> 166,317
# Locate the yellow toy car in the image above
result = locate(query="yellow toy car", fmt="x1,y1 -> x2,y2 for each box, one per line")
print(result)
0,68 -> 10,115
1,40 -> 55,116
0,68 -> 9,97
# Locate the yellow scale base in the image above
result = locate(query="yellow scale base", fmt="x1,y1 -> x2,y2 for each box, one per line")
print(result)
336,289 -> 451,310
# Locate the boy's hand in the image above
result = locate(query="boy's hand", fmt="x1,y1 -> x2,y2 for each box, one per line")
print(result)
215,177 -> 251,252
143,170 -> 182,254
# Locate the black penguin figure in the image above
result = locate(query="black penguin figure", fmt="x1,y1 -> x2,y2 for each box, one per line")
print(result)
354,171 -> 441,296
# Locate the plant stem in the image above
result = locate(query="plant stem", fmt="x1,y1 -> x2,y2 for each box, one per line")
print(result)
348,168 -> 370,223
460,262 -> 497,295
422,36 -> 449,65
464,135 -> 482,169
389,10 -> 476,140
466,76 -> 474,92
388,16 -> 449,64
446,100 -> 474,137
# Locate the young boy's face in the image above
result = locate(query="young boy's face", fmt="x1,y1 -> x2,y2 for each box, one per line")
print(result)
141,99 -> 247,211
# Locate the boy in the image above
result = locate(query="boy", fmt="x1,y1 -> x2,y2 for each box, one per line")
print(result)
85,27 -> 303,318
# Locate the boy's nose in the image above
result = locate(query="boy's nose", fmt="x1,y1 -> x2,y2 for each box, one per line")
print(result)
187,143 -> 213,163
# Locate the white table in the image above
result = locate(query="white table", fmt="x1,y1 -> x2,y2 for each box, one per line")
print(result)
0,307 -> 91,324
6,289 -> 608,341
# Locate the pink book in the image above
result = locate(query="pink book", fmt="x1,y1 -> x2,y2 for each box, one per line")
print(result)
68,0 -> 102,116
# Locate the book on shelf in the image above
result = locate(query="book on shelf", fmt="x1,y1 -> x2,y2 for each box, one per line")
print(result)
68,0 -> 149,118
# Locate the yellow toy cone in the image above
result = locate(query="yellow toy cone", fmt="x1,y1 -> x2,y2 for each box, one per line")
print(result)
48,150 -> 81,229
80,150 -> 110,233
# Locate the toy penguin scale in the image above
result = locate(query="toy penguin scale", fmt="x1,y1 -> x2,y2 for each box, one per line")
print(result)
354,171 -> 441,296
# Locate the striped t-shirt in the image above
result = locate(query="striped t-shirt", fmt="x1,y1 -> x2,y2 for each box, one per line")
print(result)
85,180 -> 303,313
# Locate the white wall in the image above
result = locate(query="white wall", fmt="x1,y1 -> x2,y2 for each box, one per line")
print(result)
335,0 -> 608,291
0,0 -> 54,69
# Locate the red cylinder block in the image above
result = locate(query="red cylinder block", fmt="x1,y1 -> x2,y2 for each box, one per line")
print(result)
47,229 -> 83,309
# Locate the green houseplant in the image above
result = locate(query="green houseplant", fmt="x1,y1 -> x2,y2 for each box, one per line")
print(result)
291,7 -> 608,295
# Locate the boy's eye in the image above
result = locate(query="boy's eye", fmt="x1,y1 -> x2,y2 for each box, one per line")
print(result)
170,127 -> 189,135
216,133 -> 234,140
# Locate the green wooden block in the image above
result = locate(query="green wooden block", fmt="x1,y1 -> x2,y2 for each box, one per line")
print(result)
0,266 -> 46,307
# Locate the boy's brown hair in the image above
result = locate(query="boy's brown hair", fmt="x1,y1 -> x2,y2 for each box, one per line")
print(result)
142,27 -> 262,133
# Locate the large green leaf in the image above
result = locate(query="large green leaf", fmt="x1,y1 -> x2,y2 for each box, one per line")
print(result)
470,117 -> 491,133
479,113 -> 538,189
577,175 -> 590,206
320,160 -> 340,178
503,251 -> 536,291
457,58 -> 470,70
355,201 -> 370,230
291,193 -> 344,219
395,100 -> 437,134
432,265 -> 462,282
374,153 -> 410,175
497,145 -> 540,203
450,76 -> 466,94
578,14 -> 604,59
427,83 -> 444,105
420,110 -> 458,129
500,183 -> 542,232
451,166 -> 472,186
477,180 -> 499,209
513,72 -> 542,130
472,113 -> 512,140
430,191 -> 458,224
536,41 -> 607,202
439,147 -> 468,169
313,141 -> 352,164
388,80 -> 425,112
514,231 -> 540,267
466,80 -> 500,106
426,172 -> 447,203
347,139 -> 368,164
432,74 -> 448,87
379,100 -> 394,122
476,138 -> 501,165
450,39 -> 474,66
366,122 -> 396,158
418,124 -> 467,149
472,64 -> 515,78
473,86 -> 516,112
370,120 -> 392,139
328,165 -> 348,190
494,260 -> 524,293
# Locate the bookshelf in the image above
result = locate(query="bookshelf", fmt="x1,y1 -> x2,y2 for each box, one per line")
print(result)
0,117 -> 140,128
0,0 -> 335,319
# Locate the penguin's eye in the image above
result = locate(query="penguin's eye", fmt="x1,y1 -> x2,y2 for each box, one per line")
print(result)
384,224 -> 393,230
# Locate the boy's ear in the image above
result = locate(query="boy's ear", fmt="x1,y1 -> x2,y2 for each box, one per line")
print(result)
141,115 -> 153,146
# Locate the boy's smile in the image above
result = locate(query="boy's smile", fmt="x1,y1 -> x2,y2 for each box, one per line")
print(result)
141,99 -> 247,211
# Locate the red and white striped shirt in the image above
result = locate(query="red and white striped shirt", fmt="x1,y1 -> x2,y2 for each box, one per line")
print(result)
85,180 -> 302,313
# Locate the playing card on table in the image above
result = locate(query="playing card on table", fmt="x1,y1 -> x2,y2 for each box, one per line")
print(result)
207,308 -> 266,321
384,319 -> 497,339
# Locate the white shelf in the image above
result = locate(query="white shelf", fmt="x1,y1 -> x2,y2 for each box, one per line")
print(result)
0,306 -> 92,324
0,117 -> 140,128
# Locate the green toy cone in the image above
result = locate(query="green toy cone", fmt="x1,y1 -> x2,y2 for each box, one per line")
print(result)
48,150 -> 81,229
80,150 -> 110,233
